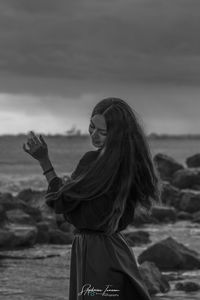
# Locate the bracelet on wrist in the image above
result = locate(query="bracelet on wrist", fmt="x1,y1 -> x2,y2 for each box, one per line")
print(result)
43,167 -> 54,175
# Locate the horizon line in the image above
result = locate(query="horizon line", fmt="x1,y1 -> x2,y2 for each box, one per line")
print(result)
0,132 -> 200,139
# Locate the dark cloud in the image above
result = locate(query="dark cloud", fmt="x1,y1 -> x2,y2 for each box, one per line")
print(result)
8,0 -> 65,14
0,0 -> 200,85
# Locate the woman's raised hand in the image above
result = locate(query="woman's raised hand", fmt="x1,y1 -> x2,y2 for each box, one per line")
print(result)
23,131 -> 49,161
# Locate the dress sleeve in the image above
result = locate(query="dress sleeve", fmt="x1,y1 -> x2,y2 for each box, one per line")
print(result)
45,176 -> 65,211
63,191 -> 114,230
45,177 -> 82,214
45,176 -> 114,230
45,150 -> 110,229
45,151 -> 94,210
70,150 -> 98,179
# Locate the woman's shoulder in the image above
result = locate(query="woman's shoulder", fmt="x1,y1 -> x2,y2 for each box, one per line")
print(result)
71,150 -> 100,180
79,149 -> 100,165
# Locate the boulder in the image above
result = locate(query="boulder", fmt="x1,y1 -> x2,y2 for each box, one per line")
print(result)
131,209 -> 158,226
132,205 -> 177,226
160,182 -> 182,209
22,205 -> 43,223
151,206 -> 177,223
16,188 -> 46,208
177,211 -> 193,220
131,215 -> 158,226
35,221 -> 50,244
0,193 -> 27,211
0,192 -> 13,202
42,215 -> 58,229
139,261 -> 170,295
1,224 -> 38,249
0,194 -> 42,224
60,222 -> 75,233
11,225 -> 38,248
6,209 -> 36,225
0,228 -> 15,250
55,214 -> 66,227
153,153 -> 184,181
123,230 -> 151,246
172,168 -> 200,189
138,236 -> 200,271
0,204 -> 7,225
192,211 -> 200,223
175,281 -> 200,292
179,189 -> 200,213
186,153 -> 200,168
49,229 -> 74,245
191,184 -> 200,191
163,272 -> 184,281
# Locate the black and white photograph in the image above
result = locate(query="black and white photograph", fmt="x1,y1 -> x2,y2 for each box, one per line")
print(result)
0,1 -> 200,299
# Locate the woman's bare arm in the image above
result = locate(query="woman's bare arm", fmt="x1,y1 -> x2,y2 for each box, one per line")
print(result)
23,131 -> 59,184
39,157 -> 58,184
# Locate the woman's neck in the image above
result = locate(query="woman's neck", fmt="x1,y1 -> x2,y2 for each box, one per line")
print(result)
97,146 -> 105,157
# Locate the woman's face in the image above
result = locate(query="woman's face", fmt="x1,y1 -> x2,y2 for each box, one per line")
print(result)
89,114 -> 107,149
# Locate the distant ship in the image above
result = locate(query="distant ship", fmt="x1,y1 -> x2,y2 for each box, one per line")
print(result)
65,125 -> 81,136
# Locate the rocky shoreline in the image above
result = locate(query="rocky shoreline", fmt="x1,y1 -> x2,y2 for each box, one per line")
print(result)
1,152 -> 200,298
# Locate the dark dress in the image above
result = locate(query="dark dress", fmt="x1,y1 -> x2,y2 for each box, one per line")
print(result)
45,149 -> 152,300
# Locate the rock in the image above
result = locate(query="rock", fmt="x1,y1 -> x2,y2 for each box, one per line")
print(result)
163,272 -> 184,281
0,193 -> 26,211
123,231 -> 151,246
191,184 -> 200,191
192,211 -> 200,223
160,182 -> 182,209
42,215 -> 58,229
133,205 -> 177,225
151,206 -> 177,223
16,188 -> 46,207
35,221 -> 50,244
60,222 -> 75,233
131,209 -> 158,226
0,204 -> 7,225
138,236 -> 200,271
0,196 -> 41,223
153,153 -> 184,181
0,192 -> 13,202
1,224 -> 38,249
175,281 -> 200,292
172,168 -> 200,189
22,205 -> 43,223
6,209 -> 36,225
179,189 -> 200,213
55,214 -> 66,227
186,153 -> 200,168
12,226 -> 38,248
139,261 -> 170,295
177,211 -> 193,220
49,229 -> 74,245
0,229 -> 15,249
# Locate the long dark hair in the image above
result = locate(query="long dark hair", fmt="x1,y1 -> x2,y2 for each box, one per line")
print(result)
46,98 -> 161,234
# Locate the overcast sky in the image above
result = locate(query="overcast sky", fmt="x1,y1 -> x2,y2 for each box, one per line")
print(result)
0,0 -> 200,134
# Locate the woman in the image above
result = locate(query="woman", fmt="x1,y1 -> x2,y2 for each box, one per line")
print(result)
23,97 -> 161,300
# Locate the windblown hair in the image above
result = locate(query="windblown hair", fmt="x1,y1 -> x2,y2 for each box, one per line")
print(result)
46,98 -> 161,235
